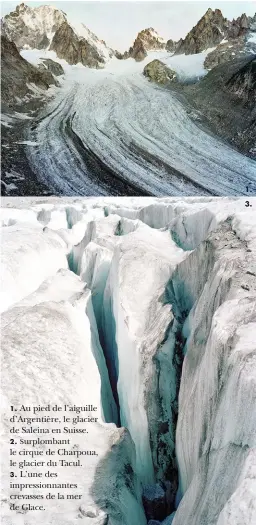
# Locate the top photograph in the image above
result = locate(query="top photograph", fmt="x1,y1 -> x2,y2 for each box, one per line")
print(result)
1,0 -> 256,197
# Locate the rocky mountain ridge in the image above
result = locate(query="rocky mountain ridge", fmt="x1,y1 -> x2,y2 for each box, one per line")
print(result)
1,4 -> 255,69
204,14 -> 256,69
49,21 -> 112,68
175,8 -> 254,55
115,8 -> 255,63
1,35 -> 58,108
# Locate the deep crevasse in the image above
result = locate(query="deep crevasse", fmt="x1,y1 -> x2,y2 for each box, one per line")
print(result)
1,270 -> 147,525
1,197 -> 256,525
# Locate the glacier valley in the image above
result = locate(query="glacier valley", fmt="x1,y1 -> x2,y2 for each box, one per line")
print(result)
1,196 -> 256,525
1,3 -> 256,197
3,48 -> 256,197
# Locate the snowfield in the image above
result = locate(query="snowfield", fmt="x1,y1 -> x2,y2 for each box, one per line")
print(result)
17,49 -> 256,196
1,196 -> 256,525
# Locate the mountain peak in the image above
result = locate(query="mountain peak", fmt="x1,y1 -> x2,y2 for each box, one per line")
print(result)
174,7 -> 253,57
16,3 -> 27,11
126,26 -> 166,61
2,3 -> 113,67
2,3 -> 66,49
175,8 -> 227,55
136,27 -> 166,45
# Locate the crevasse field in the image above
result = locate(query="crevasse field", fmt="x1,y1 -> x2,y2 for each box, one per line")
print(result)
1,197 -> 256,525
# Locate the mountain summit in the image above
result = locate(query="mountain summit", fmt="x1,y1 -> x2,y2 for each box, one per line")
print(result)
175,8 -> 252,55
1,3 -> 113,67
122,27 -> 166,62
1,3 -> 66,49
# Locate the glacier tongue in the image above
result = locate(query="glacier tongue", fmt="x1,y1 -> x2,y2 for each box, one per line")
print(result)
1,197 -> 256,525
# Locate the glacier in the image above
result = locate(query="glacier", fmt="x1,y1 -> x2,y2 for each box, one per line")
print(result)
17,49 -> 256,196
1,196 -> 256,525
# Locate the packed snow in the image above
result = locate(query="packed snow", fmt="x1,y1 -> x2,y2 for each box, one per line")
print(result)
1,196 -> 256,525
248,32 -> 256,43
163,48 -> 216,81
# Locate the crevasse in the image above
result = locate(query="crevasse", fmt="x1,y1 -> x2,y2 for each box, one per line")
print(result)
1,199 -> 255,525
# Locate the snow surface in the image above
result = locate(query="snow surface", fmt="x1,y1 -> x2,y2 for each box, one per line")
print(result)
1,112 -> 33,128
20,49 -> 256,196
1,224 -> 68,312
1,196 -> 256,525
248,32 -> 256,43
163,48 -> 216,81
16,140 -> 39,146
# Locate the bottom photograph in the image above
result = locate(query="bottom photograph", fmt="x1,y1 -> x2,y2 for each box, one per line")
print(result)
1,196 -> 256,525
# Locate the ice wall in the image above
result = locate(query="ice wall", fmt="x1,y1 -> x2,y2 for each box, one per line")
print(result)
171,221 -> 256,525
102,223 -> 187,485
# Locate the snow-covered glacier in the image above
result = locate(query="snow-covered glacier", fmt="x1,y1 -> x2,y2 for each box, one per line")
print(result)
1,196 -> 256,525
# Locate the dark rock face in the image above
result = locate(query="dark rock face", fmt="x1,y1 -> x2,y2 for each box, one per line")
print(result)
143,60 -> 177,84
175,8 -> 253,55
183,55 -> 256,155
204,39 -> 246,69
175,8 -> 228,55
114,50 -> 124,60
1,3 -> 66,50
166,39 -> 176,53
1,35 -> 58,108
38,58 -> 64,76
50,21 -> 105,68
37,34 -> 50,49
129,39 -> 147,62
226,57 -> 256,104
204,15 -> 256,71
142,484 -> 166,521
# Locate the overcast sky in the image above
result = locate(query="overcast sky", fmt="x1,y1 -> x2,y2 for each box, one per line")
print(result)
1,1 -> 255,51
